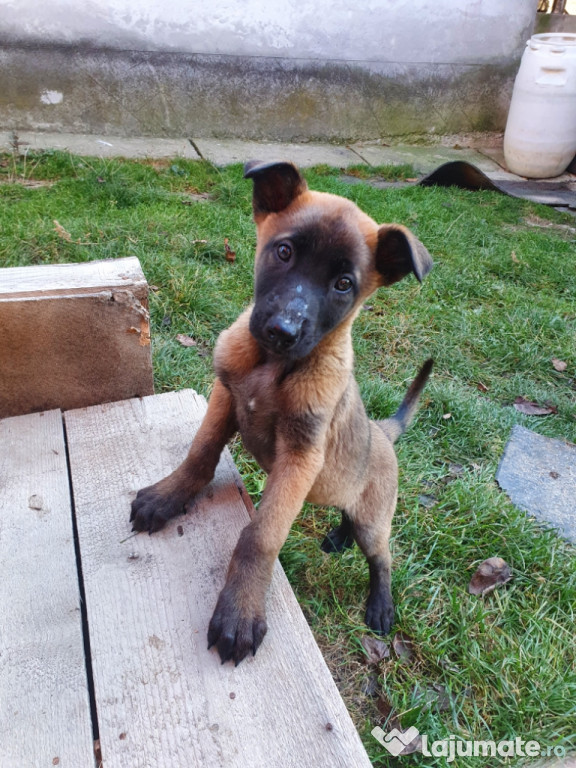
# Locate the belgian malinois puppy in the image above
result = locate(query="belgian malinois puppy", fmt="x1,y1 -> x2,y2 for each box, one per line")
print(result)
130,161 -> 433,665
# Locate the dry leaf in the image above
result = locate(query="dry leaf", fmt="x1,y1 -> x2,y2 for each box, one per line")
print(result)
224,237 -> 236,263
361,673 -> 379,697
176,334 -> 197,347
378,727 -> 421,756
399,731 -> 422,755
468,556 -> 512,596
376,694 -> 394,721
511,250 -> 520,264
437,462 -> 465,487
392,631 -> 415,664
477,381 -> 489,393
552,358 -> 567,373
374,698 -> 422,754
413,683 -> 455,712
360,635 -> 390,663
513,397 -> 557,416
53,219 -> 72,242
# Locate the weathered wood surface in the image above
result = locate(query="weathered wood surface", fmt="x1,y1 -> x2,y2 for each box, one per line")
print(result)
65,390 -> 371,768
0,410 -> 94,768
0,257 -> 154,418
0,256 -> 148,300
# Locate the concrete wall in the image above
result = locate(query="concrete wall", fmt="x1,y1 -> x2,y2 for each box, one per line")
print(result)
0,0 -> 538,141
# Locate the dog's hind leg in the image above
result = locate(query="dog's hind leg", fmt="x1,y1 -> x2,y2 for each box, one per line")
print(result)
351,501 -> 396,634
320,511 -> 356,553
346,429 -> 398,635
357,533 -> 395,635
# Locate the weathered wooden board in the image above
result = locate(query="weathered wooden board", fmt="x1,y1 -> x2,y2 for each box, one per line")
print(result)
65,390 -> 371,768
0,257 -> 154,418
0,409 -> 94,768
0,257 -> 148,300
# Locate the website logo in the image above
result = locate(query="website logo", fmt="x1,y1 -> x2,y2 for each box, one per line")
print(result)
371,726 -> 420,756
371,726 -> 568,763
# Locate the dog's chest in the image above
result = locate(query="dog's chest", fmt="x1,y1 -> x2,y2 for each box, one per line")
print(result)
229,363 -> 283,471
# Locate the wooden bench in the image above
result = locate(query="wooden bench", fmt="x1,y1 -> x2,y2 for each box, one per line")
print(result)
0,390 -> 372,767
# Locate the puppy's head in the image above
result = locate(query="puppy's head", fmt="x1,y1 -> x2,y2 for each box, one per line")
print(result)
244,160 -> 432,361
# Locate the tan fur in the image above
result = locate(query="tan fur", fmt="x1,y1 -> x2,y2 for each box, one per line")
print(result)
130,162 -> 432,665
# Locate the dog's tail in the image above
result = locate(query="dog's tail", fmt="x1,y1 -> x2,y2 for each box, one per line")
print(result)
377,359 -> 433,444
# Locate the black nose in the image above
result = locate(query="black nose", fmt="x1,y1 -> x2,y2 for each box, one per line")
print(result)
266,317 -> 301,350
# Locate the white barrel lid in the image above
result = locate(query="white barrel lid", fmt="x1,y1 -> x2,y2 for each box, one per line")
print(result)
529,32 -> 576,52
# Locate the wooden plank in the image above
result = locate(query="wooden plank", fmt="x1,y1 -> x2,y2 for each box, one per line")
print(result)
0,409 -> 94,768
0,257 -> 154,418
65,391 -> 372,768
0,256 -> 148,300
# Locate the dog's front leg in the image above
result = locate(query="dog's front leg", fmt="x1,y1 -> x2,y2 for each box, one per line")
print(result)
208,441 -> 325,665
130,378 -> 237,533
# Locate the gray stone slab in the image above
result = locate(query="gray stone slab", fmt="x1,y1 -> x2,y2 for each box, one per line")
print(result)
478,147 -> 576,184
497,180 -> 576,209
418,161 -> 576,209
496,425 -> 576,544
4,131 -> 199,159
192,138 -> 361,167
349,144 -> 501,175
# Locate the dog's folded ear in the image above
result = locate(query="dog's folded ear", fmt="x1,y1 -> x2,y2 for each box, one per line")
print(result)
375,224 -> 433,286
244,161 -> 308,217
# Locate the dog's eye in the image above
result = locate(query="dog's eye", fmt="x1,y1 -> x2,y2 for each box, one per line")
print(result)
335,276 -> 353,293
276,242 -> 292,262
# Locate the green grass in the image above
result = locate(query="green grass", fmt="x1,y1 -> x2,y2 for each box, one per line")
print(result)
2,150 -> 575,766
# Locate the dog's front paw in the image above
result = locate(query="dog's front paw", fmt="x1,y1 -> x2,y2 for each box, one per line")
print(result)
130,483 -> 186,534
365,589 -> 395,635
208,587 -> 267,666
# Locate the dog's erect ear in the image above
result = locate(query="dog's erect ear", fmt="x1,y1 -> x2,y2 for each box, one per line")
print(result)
375,225 -> 433,286
244,161 -> 308,217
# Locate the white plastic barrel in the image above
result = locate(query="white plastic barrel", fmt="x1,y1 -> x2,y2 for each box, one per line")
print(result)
504,33 -> 576,178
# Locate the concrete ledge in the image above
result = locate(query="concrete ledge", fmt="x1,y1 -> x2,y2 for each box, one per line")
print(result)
1,130 -> 506,176
191,138 -> 362,167
1,131 -> 200,159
